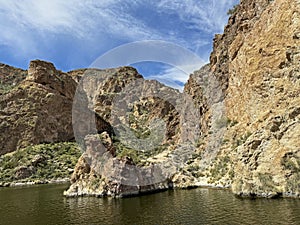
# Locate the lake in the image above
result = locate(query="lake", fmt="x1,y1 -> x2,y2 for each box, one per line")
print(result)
0,184 -> 300,225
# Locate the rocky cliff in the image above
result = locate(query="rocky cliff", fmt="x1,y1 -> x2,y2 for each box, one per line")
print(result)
1,0 -> 299,198
0,60 -> 77,155
0,63 -> 27,95
182,0 -> 300,198
65,66 -> 198,197
224,0 -> 300,197
0,61 -> 84,184
0,60 -> 187,190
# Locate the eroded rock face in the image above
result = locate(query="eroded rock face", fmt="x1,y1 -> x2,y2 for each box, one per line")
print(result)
182,0 -> 300,197
226,0 -> 300,197
0,61 -> 144,155
210,0 -> 271,94
71,67 -> 182,147
64,134 -> 172,197
65,72 -> 192,197
0,63 -> 27,95
0,60 -> 77,155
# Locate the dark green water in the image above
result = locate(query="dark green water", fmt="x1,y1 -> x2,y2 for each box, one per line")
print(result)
0,184 -> 300,225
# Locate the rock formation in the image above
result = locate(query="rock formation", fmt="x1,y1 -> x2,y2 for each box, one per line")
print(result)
1,0 -> 300,198
0,63 -> 27,95
0,60 -> 77,155
65,66 -> 198,197
0,60 -> 187,191
181,0 -> 300,198
225,0 -> 300,198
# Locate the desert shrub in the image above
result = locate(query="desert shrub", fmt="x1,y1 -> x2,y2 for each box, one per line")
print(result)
227,4 -> 239,15
0,142 -> 81,183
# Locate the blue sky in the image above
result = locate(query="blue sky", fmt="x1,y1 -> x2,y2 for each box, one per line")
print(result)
0,0 -> 239,89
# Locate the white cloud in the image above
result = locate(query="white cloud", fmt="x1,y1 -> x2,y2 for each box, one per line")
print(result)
0,0 -> 237,51
0,0 -> 84,54
0,0 -> 238,88
147,75 -> 184,91
0,0 -> 167,54
1,1 -> 78,32
0,0 -> 162,39
156,0 -> 238,33
146,61 -> 205,92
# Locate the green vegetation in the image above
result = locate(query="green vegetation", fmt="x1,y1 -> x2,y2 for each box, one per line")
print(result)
281,154 -> 300,193
195,138 -> 205,148
227,4 -> 239,15
0,142 -> 82,184
0,84 -> 14,95
215,117 -> 238,129
229,120 -> 239,127
281,156 -> 300,173
186,164 -> 204,178
215,117 -> 230,129
257,173 -> 277,191
208,155 -> 232,183
286,173 -> 300,194
127,108 -> 151,139
114,140 -> 141,164
233,131 -> 252,148
113,137 -> 169,165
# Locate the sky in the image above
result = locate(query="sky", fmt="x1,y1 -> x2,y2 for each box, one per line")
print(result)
0,0 -> 239,90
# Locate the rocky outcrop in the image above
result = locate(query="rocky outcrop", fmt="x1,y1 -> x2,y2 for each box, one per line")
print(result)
64,134 -> 172,197
0,60 -> 77,155
0,61 -> 141,155
0,63 -> 27,95
65,69 -> 195,197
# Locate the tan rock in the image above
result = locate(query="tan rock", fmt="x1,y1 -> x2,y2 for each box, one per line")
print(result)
185,0 -> 300,197
0,60 -> 77,155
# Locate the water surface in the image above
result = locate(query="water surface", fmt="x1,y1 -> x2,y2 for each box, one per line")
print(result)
0,184 -> 300,225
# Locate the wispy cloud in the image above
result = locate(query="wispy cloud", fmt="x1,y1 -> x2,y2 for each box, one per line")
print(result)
147,68 -> 189,92
0,0 -> 84,55
146,61 -> 205,91
156,0 -> 238,33
0,0 -> 238,52
0,0 -> 238,87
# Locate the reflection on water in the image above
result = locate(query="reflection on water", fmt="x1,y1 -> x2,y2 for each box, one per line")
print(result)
0,184 -> 300,225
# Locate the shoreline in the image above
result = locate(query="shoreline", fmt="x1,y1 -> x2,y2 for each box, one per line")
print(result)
1,179 -> 300,199
0,178 -> 70,188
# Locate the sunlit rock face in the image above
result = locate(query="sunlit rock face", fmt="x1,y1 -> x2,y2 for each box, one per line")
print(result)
183,0 -> 300,198
0,60 -> 77,155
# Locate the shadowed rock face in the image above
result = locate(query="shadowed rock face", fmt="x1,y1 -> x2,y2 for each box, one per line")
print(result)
65,69 -> 188,197
0,59 -> 184,195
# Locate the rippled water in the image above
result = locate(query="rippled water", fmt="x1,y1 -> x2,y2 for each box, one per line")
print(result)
0,184 -> 300,225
